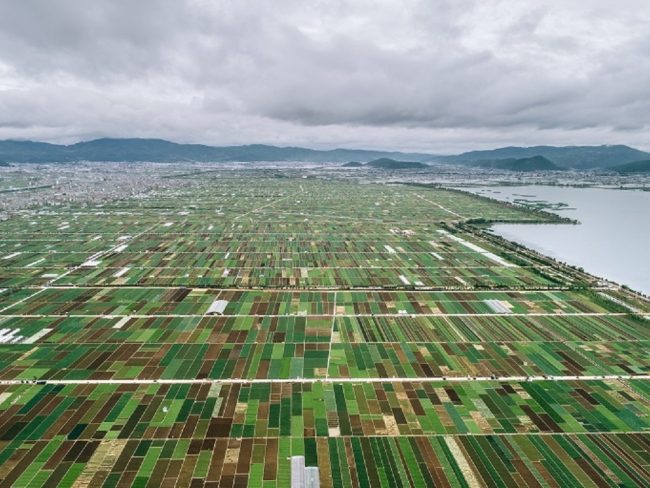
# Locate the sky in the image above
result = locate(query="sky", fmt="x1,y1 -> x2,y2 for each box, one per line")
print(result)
0,0 -> 649,154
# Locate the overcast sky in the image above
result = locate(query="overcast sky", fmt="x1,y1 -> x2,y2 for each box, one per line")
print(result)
0,0 -> 649,153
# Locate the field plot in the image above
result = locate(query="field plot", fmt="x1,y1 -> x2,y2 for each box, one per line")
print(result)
0,172 -> 648,487
1,380 -> 648,440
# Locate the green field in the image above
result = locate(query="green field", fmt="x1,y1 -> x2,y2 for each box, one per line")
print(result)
0,172 -> 648,487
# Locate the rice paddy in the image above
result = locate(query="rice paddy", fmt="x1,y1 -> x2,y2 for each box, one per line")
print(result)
0,172 -> 648,487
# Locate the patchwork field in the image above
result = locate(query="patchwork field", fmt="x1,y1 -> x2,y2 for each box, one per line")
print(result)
0,172 -> 648,487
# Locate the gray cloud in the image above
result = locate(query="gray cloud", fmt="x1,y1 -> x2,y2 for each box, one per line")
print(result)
0,0 -> 649,152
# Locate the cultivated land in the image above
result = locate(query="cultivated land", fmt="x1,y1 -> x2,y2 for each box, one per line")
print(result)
0,170 -> 648,487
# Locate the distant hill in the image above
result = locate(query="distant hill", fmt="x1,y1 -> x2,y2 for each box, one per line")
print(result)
438,145 -> 650,169
467,155 -> 562,172
608,159 -> 650,174
0,138 -> 433,164
342,161 -> 363,167
2,138 -> 648,169
366,158 -> 428,169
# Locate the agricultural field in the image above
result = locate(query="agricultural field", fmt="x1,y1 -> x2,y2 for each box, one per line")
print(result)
0,170 -> 648,487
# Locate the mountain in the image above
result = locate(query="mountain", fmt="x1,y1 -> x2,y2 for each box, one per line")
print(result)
608,159 -> 650,174
342,161 -> 363,167
366,158 -> 428,169
438,145 -> 650,169
0,138 -> 433,164
2,138 -> 648,169
466,155 -> 561,172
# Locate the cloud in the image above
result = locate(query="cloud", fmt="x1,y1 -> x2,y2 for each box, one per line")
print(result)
0,0 -> 649,152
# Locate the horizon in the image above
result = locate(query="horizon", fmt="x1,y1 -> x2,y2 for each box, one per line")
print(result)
2,136 -> 648,157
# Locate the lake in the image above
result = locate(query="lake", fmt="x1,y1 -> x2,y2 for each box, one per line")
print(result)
462,185 -> 650,295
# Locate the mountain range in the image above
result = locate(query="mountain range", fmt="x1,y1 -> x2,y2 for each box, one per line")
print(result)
0,138 -> 649,170
0,138 -> 432,164
435,144 -> 649,170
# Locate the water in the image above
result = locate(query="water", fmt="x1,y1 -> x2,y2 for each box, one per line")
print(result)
464,185 -> 650,295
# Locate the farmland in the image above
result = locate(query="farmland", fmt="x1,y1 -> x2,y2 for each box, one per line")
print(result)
0,169 -> 648,487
